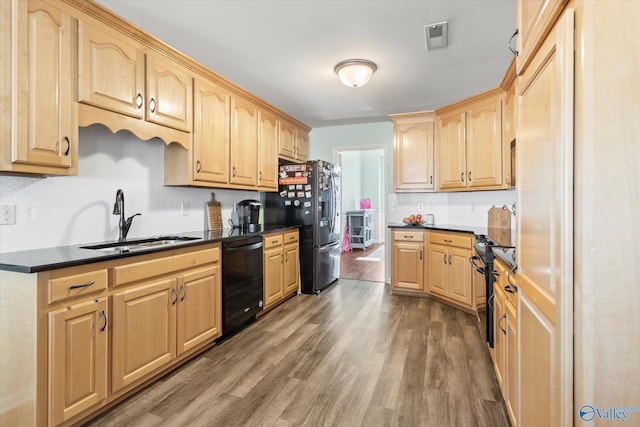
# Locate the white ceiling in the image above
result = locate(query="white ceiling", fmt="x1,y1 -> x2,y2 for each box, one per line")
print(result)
95,0 -> 516,128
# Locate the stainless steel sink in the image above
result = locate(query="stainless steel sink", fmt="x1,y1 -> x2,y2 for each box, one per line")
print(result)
81,236 -> 201,252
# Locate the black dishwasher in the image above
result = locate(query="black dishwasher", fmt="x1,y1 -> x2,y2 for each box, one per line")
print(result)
221,235 -> 264,338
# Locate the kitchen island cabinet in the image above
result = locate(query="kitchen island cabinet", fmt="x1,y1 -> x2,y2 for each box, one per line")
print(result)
0,0 -> 78,176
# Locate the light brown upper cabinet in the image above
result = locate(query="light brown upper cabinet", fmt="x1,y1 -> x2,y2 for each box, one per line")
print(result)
516,0 -> 569,74
437,89 -> 507,191
0,0 -> 78,176
230,96 -> 259,186
279,121 -> 309,162
77,20 -> 192,148
257,109 -> 279,190
390,112 -> 437,192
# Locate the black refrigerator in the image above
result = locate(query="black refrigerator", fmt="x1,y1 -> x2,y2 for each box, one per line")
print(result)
264,160 -> 341,294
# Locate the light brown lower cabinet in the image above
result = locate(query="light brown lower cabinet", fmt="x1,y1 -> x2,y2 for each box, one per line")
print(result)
263,230 -> 299,310
390,230 -> 425,292
0,243 -> 222,427
427,231 -> 473,309
492,257 -> 518,427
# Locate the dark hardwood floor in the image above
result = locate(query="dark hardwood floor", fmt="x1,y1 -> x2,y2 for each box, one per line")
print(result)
340,243 -> 385,283
86,280 -> 510,427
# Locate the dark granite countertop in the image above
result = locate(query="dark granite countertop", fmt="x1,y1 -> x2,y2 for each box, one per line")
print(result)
388,222 -> 513,240
0,225 -> 299,274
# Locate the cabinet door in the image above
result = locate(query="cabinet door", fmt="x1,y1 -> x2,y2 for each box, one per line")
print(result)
263,246 -> 284,308
112,278 -> 177,392
428,244 -> 448,296
393,241 -> 424,291
394,121 -> 435,191
439,112 -> 467,190
448,247 -> 473,307
146,53 -> 193,132
493,287 -> 506,391
13,0 -> 76,170
77,21 -> 145,119
295,129 -> 309,161
506,300 -> 518,426
516,0 -> 568,74
230,96 -> 258,186
177,266 -> 222,355
466,99 -> 503,188
517,10 -> 574,427
49,298 -> 108,425
278,121 -> 297,160
283,243 -> 300,295
258,110 -> 279,190
192,77 -> 230,184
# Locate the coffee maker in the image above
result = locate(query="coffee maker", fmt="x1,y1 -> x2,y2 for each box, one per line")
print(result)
237,199 -> 261,233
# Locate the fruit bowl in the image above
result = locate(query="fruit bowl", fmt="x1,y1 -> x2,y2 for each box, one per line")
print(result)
402,219 -> 426,226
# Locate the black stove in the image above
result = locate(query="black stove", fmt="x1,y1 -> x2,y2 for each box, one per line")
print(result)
471,233 -> 515,348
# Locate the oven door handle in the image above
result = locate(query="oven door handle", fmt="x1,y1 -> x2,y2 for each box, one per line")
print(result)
469,255 -> 485,274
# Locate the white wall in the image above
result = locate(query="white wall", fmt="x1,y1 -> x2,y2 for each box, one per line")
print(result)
0,125 -> 258,253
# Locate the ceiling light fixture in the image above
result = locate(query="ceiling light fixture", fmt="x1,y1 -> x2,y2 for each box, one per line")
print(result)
334,59 -> 377,88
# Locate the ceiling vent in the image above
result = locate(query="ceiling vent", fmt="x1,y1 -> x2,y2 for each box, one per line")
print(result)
424,21 -> 448,50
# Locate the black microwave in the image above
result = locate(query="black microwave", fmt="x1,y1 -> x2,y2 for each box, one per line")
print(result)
510,139 -> 516,187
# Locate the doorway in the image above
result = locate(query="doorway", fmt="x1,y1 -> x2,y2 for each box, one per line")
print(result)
334,145 -> 387,283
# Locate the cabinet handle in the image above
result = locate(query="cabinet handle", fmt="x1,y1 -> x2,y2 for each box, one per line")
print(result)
259,171 -> 263,181
448,254 -> 452,264
504,285 -> 517,294
135,93 -> 143,109
508,29 -> 519,56
149,98 -> 157,113
460,172 -> 464,182
232,166 -> 237,177
444,239 -> 452,244
419,250 -> 422,260
468,171 -> 472,182
63,136 -> 70,156
492,270 -> 500,278
498,313 -> 507,334
404,235 -> 414,239
171,288 -> 178,305
100,310 -> 107,332
443,254 -> 447,264
69,280 -> 95,290
285,253 -> 289,262
196,161 -> 202,173
180,284 -> 187,301
430,175 -> 433,185
281,254 -> 284,264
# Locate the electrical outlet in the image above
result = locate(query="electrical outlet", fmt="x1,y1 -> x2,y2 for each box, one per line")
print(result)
417,203 -> 424,212
0,204 -> 16,225
181,202 -> 189,216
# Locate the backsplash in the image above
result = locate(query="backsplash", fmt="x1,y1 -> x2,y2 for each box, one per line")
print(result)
388,189 -> 516,227
0,125 -> 257,253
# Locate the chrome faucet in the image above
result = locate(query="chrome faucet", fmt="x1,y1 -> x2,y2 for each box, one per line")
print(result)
113,189 -> 141,242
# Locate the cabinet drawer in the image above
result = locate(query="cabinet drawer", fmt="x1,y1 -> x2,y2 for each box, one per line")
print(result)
112,247 -> 220,286
48,269 -> 108,304
429,231 -> 472,248
393,230 -> 425,242
283,230 -> 299,244
264,233 -> 283,249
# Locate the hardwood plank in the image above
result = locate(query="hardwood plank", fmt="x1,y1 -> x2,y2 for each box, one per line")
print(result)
86,280 -> 509,427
